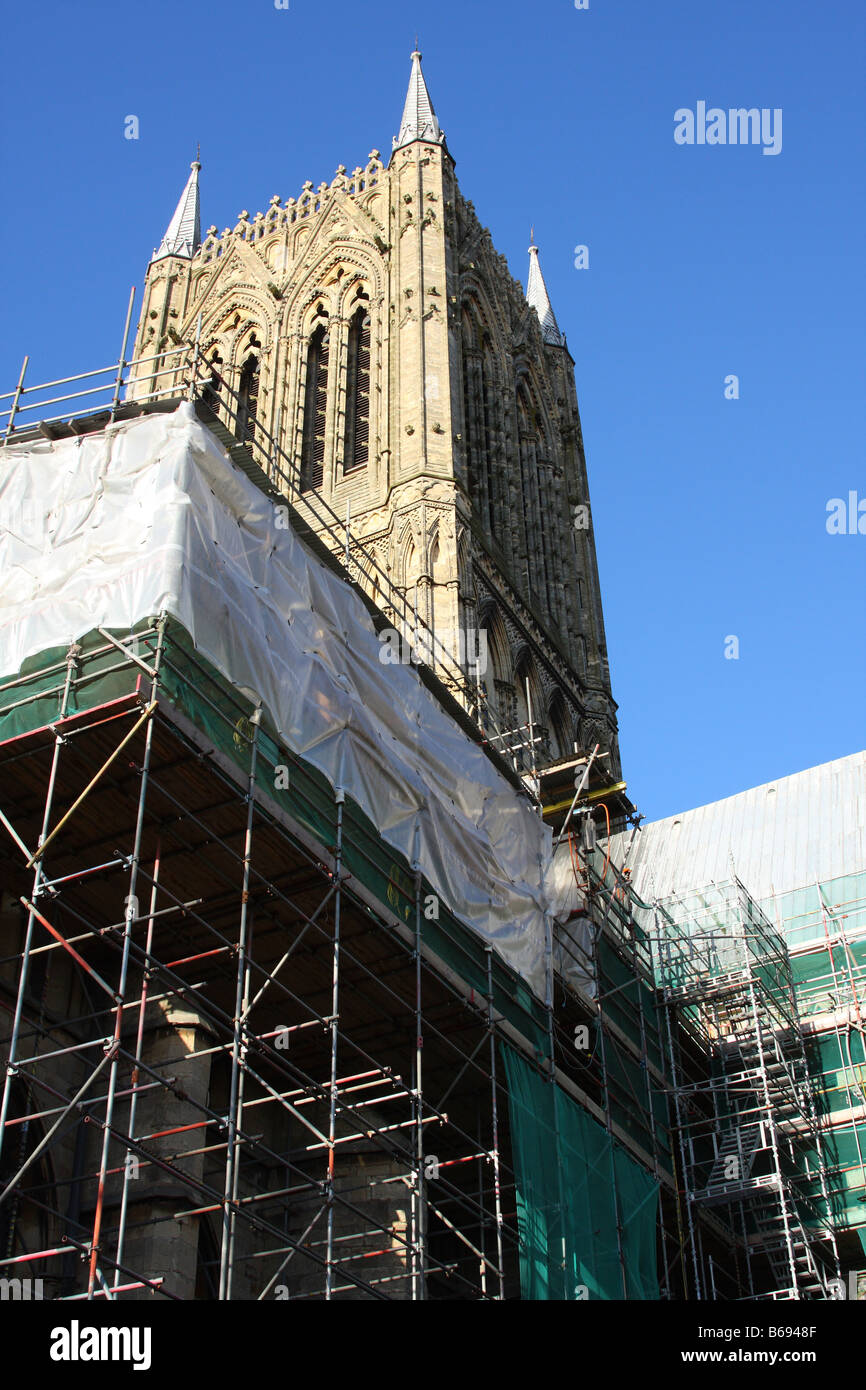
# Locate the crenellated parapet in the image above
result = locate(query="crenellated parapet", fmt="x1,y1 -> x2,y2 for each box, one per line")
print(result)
196,152 -> 387,268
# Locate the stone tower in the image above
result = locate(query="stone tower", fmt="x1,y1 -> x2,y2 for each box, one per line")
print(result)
129,52 -> 620,775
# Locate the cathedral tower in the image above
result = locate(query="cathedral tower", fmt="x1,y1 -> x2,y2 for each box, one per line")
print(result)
129,52 -> 619,776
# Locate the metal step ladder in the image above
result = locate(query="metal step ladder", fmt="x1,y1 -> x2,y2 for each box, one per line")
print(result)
699,1123 -> 763,1203
749,1186 -> 835,1299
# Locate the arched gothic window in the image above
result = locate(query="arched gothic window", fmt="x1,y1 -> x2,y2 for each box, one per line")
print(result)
480,336 -> 499,538
461,308 -> 500,541
516,385 -> 540,578
236,345 -> 260,444
301,317 -> 330,492
343,306 -> 371,473
478,607 -> 511,732
548,692 -> 573,762
516,382 -> 558,628
201,350 -> 223,415
514,651 -> 543,773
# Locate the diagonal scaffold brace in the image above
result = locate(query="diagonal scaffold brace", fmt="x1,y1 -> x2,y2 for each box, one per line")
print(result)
25,700 -> 158,870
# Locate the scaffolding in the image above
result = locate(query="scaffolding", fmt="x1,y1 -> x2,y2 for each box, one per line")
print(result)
1,617 -> 826,1300
10,333 -> 847,1302
651,879 -> 842,1300
0,598 -> 680,1300
0,325 -> 675,1301
770,873 -> 866,1257
0,621 -> 537,1299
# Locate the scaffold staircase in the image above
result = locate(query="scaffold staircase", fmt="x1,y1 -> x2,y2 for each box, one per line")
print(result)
749,1186 -> 833,1300
701,1122 -> 762,1201
652,879 -> 841,1301
714,1022 -> 834,1298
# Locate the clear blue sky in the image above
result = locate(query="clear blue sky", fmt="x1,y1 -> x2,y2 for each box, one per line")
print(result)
1,0 -> 863,821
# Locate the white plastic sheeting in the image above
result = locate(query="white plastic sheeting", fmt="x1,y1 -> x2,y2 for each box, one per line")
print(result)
0,403 -> 585,998
543,842 -> 597,998
611,751 -> 866,907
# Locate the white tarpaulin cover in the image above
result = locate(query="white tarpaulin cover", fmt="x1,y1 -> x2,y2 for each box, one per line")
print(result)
543,842 -> 597,998
0,403 -> 587,998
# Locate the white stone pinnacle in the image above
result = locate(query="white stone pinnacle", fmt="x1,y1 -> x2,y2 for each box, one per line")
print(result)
152,160 -> 202,263
526,241 -> 565,347
393,50 -> 445,151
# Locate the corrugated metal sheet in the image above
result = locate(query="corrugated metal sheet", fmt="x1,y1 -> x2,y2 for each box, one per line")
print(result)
614,751 -> 866,904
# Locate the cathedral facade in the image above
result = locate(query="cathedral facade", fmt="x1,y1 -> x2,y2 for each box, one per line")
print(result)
130,51 -> 619,776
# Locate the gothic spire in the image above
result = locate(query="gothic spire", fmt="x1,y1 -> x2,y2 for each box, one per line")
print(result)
393,49 -> 445,152
526,238 -> 565,347
152,158 -> 201,263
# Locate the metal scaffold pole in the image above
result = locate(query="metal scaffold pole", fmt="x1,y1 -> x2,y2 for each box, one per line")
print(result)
219,704 -> 261,1300
0,644 -> 79,1165
324,786 -> 345,1301
86,624 -> 164,1299
485,948 -> 506,1300
412,853 -> 426,1301
112,837 -> 162,1287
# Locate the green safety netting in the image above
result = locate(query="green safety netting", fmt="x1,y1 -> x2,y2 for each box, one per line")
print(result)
502,1043 -> 659,1300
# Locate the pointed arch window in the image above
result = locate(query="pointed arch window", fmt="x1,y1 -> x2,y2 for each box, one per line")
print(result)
478,608 -> 509,731
548,692 -> 573,762
480,336 -> 499,539
343,306 -> 371,474
236,349 -> 260,444
461,310 -> 478,486
516,385 -> 538,582
301,318 -> 330,492
461,307 -> 501,542
517,381 -> 558,626
201,350 -> 223,415
514,652 -> 542,774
